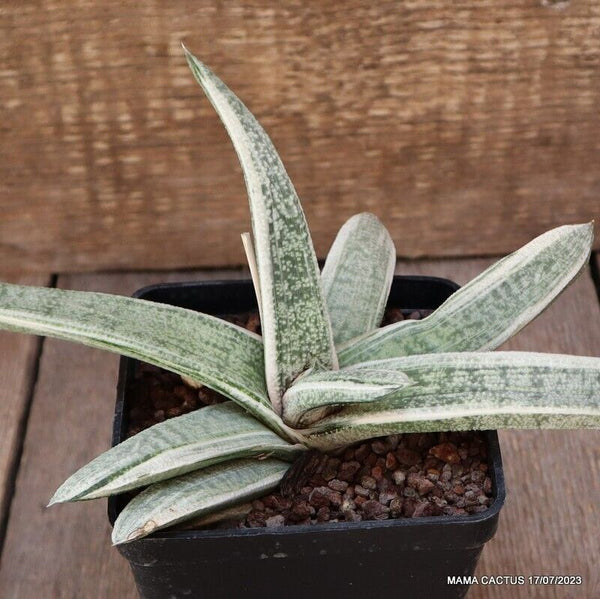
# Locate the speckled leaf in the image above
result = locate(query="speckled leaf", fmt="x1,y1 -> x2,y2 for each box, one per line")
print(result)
50,403 -> 304,503
185,48 -> 337,413
282,367 -> 412,428
0,281 -> 297,441
112,458 -> 290,544
339,224 -> 594,365
322,213 -> 396,346
306,352 -> 600,449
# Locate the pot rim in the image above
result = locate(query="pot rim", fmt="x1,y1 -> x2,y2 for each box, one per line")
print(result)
107,276 -> 506,543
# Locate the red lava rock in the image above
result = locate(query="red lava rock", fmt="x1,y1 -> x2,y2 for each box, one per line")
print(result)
289,500 -> 311,521
403,499 -> 417,517
396,447 -> 421,466
343,447 -> 355,461
127,311 -> 494,531
354,444 -> 370,461
263,495 -> 292,511
371,466 -> 384,481
417,478 -> 435,496
354,495 -> 367,507
483,477 -> 493,495
371,439 -> 390,455
361,475 -> 377,490
354,485 -> 369,498
378,491 -> 398,506
429,442 -> 461,464
337,461 -> 361,481
389,497 -> 404,517
316,507 -> 330,522
309,487 -> 333,508
166,406 -> 183,418
328,479 -> 348,492
412,502 -> 440,518
322,457 -> 341,481
361,500 -> 390,520
385,452 -> 398,470
392,470 -> 406,485
265,515 -> 285,528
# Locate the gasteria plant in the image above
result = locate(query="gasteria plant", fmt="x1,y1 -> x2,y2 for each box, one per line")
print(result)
1,47 -> 598,546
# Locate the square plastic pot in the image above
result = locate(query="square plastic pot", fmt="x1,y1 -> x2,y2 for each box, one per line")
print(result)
108,275 -> 506,599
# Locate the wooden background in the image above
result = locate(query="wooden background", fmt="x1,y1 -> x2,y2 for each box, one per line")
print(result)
1,1 -> 600,275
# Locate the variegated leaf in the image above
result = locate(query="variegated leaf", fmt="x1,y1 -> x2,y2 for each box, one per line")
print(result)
339,224 -> 594,365
112,458 -> 290,544
321,213 -> 396,346
184,48 -> 337,413
306,352 -> 600,449
282,367 -> 412,428
50,402 -> 304,503
0,281 -> 298,441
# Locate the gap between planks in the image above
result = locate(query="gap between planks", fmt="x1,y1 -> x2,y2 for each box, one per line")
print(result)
0,273 -> 51,558
0,260 -> 598,598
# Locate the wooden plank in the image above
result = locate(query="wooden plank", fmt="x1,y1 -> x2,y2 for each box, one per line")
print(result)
0,274 -> 50,543
397,258 -> 600,598
1,2 -> 600,274
0,262 -> 599,597
0,269 -> 247,598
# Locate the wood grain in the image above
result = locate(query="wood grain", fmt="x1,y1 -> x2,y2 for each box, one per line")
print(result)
0,261 -> 598,597
397,258 -> 600,599
0,269 -> 247,599
1,1 -> 600,274
0,274 -> 49,542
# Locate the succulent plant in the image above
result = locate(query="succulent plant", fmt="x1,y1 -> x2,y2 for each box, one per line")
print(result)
0,47 -> 598,545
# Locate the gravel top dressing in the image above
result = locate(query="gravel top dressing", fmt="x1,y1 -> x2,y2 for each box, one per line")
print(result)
125,308 -> 493,530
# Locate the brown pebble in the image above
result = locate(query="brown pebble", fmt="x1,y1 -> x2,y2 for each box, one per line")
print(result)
483,477 -> 493,494
316,507 -> 330,522
371,466 -> 384,481
429,443 -> 461,464
371,439 -> 390,455
265,515 -> 285,528
289,499 -> 311,521
354,485 -> 369,498
396,447 -> 421,466
413,502 -> 440,518
354,444 -> 370,461
417,478 -> 435,496
343,509 -> 362,522
389,497 -> 404,517
379,491 -> 398,506
166,406 -> 183,418
361,500 -> 390,520
385,452 -> 398,470
328,479 -> 348,492
337,461 -> 361,481
392,470 -> 406,485
308,487 -> 331,508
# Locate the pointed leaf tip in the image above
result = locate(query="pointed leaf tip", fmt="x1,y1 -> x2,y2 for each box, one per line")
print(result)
185,46 -> 337,412
340,223 -> 595,364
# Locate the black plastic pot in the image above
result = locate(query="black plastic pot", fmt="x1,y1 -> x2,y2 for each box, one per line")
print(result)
109,276 -> 506,599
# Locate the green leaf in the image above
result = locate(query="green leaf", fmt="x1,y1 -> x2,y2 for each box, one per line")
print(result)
306,352 -> 600,449
184,48 -> 337,413
321,213 -> 396,346
112,458 -> 290,544
0,281 -> 298,441
50,402 -> 304,503
339,224 -> 594,366
282,367 -> 412,428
